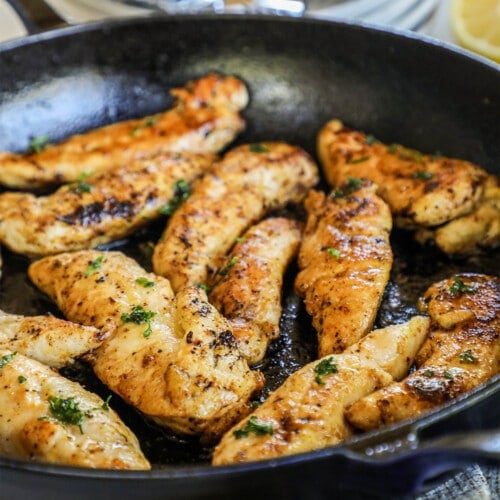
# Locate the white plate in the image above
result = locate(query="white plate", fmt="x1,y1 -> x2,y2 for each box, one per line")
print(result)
44,0 -> 151,23
0,1 -> 28,43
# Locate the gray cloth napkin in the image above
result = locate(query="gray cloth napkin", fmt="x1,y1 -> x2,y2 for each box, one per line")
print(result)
416,465 -> 499,500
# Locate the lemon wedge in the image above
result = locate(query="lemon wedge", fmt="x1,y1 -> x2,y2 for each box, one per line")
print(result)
451,0 -> 500,62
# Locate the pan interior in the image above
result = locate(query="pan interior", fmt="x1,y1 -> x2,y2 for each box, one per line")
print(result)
0,16 -> 498,468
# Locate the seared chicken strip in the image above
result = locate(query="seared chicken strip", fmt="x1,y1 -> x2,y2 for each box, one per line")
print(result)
415,175 -> 500,255
153,142 -> 319,292
0,152 -> 213,257
0,309 -> 105,368
209,217 -> 302,365
212,316 -> 429,465
346,273 -> 500,431
0,349 -> 150,469
317,119 -> 488,229
0,73 -> 248,189
295,181 -> 393,357
29,250 -> 263,440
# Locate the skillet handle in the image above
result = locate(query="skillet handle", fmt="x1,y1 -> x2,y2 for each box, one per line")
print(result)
344,429 -> 500,496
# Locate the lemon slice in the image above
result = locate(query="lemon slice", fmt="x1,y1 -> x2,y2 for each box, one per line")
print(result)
451,0 -> 500,62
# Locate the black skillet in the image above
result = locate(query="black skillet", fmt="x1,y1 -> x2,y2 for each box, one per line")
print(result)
0,14 -> 498,500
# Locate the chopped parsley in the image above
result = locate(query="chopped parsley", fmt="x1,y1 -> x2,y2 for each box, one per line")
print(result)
233,416 -> 273,439
101,395 -> 112,411
219,256 -> 238,276
444,370 -> 454,380
349,155 -> 371,164
459,349 -> 479,365
121,305 -> 156,338
327,247 -> 341,259
235,237 -> 247,243
388,143 -> 423,161
401,148 -> 423,162
314,356 -> 338,385
139,241 -> 155,259
71,172 -> 92,194
83,255 -> 104,277
131,116 -> 159,136
249,143 -> 269,153
331,177 -> 363,198
18,375 -> 27,383
365,134 -> 380,145
196,283 -> 212,293
423,369 -> 435,377
47,396 -> 87,434
135,277 -> 155,288
449,275 -> 476,296
412,171 -> 434,180
159,179 -> 191,215
28,135 -> 50,153
0,351 -> 17,369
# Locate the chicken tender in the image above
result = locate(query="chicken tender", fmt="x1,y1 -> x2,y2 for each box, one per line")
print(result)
346,274 -> 500,431
0,73 -> 247,189
0,309 -> 105,368
317,119 -> 488,229
153,142 -> 319,292
212,316 -> 429,465
209,217 -> 302,365
415,175 -> 500,255
295,180 -> 393,357
28,250 -> 263,440
0,349 -> 150,469
0,152 -> 213,257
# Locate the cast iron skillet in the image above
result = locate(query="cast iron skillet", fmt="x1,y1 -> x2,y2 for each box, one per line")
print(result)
0,15 -> 498,500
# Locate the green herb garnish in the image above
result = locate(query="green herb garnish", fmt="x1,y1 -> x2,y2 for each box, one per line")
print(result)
71,172 -> 92,194
365,134 -> 379,145
139,241 -> 155,259
0,351 -> 17,369
459,349 -> 479,365
388,143 -> 399,154
135,277 -> 155,288
121,305 -> 156,338
314,357 -> 338,385
159,179 -> 191,215
47,396 -> 86,434
101,395 -> 112,411
83,255 -> 104,277
400,147 -> 423,162
444,370 -> 454,380
233,416 -> 274,439
131,116 -> 159,136
249,143 -> 269,153
18,375 -> 27,383
28,135 -> 50,153
449,275 -> 476,296
344,176 -> 363,193
331,177 -> 363,199
235,237 -> 247,243
412,171 -> 434,180
327,247 -> 341,258
349,155 -> 371,164
196,283 -> 212,293
219,256 -> 239,276
423,369 -> 434,377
